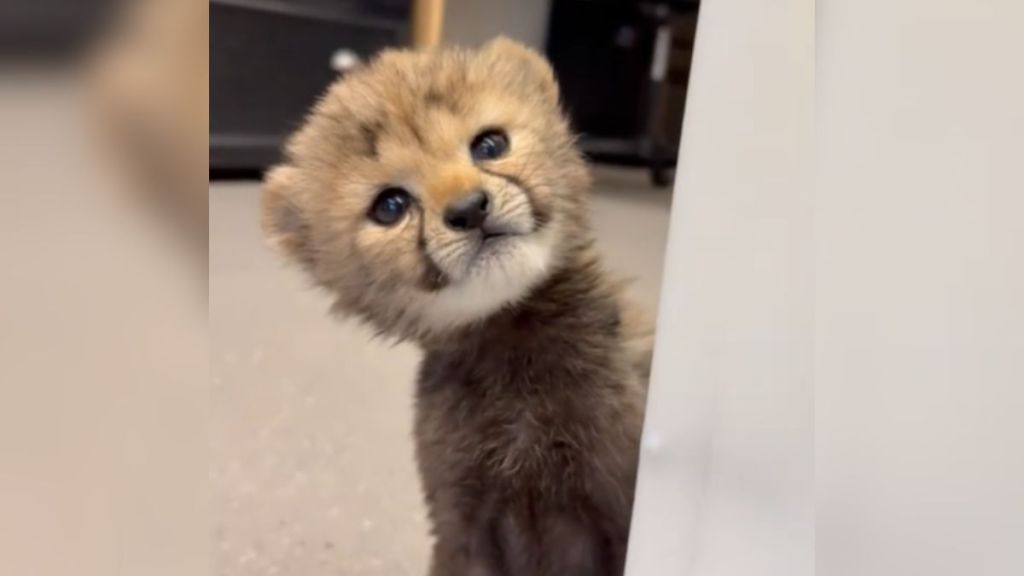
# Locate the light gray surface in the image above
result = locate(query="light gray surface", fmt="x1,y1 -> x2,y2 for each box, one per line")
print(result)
625,1 -> 814,574
816,1 -> 1024,574
0,72 -> 207,576
210,166 -> 671,576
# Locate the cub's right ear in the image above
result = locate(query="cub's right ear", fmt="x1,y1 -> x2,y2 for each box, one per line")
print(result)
262,165 -> 313,267
480,36 -> 559,109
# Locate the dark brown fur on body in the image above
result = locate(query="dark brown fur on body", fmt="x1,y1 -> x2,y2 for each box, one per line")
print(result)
417,251 -> 646,576
262,38 -> 650,575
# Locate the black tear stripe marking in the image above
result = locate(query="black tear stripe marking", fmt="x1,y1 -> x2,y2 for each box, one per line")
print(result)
359,120 -> 383,159
478,166 -> 552,230
416,208 -> 449,291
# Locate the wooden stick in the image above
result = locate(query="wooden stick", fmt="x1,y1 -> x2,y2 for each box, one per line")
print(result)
412,0 -> 446,49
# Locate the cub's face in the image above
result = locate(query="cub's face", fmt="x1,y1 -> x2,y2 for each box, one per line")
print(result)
263,38 -> 590,340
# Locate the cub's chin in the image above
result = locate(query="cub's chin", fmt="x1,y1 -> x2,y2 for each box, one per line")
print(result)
418,224 -> 560,332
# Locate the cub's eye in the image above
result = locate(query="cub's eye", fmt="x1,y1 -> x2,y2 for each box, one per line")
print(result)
369,187 -> 412,226
470,129 -> 510,161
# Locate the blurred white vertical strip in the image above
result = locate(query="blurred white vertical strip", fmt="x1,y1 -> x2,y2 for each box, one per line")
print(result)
0,71 -> 207,576
816,1 -> 1024,575
625,0 -> 814,575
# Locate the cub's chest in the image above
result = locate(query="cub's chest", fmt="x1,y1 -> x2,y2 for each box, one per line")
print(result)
416,372 -> 597,486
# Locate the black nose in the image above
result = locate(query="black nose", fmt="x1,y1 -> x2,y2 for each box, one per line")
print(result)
443,190 -> 490,231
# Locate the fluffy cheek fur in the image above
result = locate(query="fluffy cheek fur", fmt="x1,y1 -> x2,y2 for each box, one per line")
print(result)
295,195 -> 560,339
353,217 -> 429,289
349,184 -> 564,333
417,221 -> 561,330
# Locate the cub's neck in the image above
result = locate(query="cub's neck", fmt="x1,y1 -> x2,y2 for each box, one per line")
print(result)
424,246 -> 623,369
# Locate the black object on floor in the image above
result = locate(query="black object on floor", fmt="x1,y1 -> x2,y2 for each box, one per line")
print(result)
210,0 -> 410,171
546,0 -> 700,187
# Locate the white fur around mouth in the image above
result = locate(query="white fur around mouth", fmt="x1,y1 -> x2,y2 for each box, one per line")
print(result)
464,233 -> 516,273
418,224 -> 558,330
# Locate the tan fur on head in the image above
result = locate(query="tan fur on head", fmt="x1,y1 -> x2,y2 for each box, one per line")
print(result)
262,38 -> 592,341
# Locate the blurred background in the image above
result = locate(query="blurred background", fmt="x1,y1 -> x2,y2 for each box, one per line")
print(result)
207,1 -> 696,575
1,2 -> 207,576
210,0 -> 698,186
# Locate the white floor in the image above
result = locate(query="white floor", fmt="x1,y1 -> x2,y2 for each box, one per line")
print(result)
209,166 -> 672,576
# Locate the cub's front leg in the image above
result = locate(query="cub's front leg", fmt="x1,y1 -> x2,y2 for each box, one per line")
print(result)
425,497 -> 504,576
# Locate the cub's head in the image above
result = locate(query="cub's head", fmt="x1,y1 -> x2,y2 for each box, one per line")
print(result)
262,38 -> 591,341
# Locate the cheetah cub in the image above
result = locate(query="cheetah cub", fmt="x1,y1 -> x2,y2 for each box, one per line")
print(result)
262,38 -> 653,576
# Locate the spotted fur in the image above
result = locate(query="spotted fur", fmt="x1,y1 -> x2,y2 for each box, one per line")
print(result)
262,38 -> 651,575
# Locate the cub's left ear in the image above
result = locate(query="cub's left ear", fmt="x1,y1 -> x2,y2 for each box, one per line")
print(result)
262,165 -> 315,270
480,36 -> 559,108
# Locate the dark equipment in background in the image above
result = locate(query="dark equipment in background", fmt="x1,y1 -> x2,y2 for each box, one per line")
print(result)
546,0 -> 699,187
209,0 -> 699,186
0,0 -> 122,59
210,0 -> 411,172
